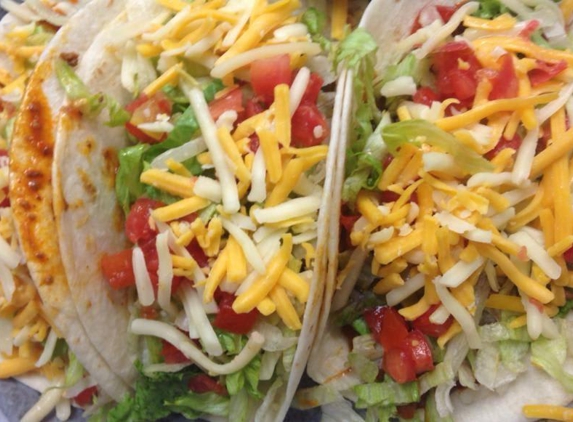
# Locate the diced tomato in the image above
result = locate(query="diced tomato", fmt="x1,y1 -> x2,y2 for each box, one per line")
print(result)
188,374 -> 228,396
140,306 -> 158,320
0,149 -> 8,207
382,347 -> 417,384
485,133 -> 522,160
340,205 -> 360,251
245,98 -> 265,118
417,313 -> 449,343
432,41 -> 481,102
378,190 -> 401,203
402,330 -> 434,374
519,19 -> 540,39
101,249 -> 136,289
125,92 -> 172,144
250,54 -> 292,105
435,4 -> 462,23
186,239 -> 209,268
300,72 -> 324,105
486,54 -> 519,100
340,210 -> 360,234
161,340 -> 190,364
291,103 -> 328,148
364,306 -> 409,351
213,291 -> 259,335
413,87 -> 439,106
412,305 -> 453,338
208,87 -> 244,122
528,60 -> 568,87
73,386 -> 98,407
125,198 -> 164,244
248,134 -> 260,153
397,403 -> 418,419
564,246 -> 573,264
139,238 -> 183,294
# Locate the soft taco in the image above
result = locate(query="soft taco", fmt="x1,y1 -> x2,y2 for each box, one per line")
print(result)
36,0 -> 359,420
303,0 -> 573,421
0,0 -> 139,420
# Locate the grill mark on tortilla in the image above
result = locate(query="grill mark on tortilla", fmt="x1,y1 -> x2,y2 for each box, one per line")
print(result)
77,168 -> 97,201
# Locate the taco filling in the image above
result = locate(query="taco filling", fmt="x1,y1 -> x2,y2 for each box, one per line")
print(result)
51,1 -> 352,420
303,1 -> 573,421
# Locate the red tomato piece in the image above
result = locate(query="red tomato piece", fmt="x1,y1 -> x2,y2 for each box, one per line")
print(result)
245,98 -> 265,118
364,306 -> 409,351
339,205 -> 360,251
0,150 -> 8,208
413,87 -> 439,106
432,41 -> 481,102
519,19 -> 540,39
161,340 -> 190,364
209,87 -> 244,122
435,5 -> 462,23
300,72 -> 324,105
564,246 -> 573,264
485,133 -> 522,160
125,198 -> 164,244
101,249 -> 136,290
291,103 -> 328,148
213,291 -> 259,335
402,330 -> 434,374
139,238 -> 183,294
528,60 -> 568,87
140,306 -> 158,320
125,92 -> 172,144
250,54 -> 292,105
186,239 -> 209,268
188,374 -> 228,396
74,386 -> 98,407
382,347 -> 417,384
397,403 -> 418,419
487,54 -> 519,100
248,134 -> 260,153
412,304 -> 453,338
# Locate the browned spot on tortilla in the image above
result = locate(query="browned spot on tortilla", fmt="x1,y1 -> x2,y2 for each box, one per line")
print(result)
102,147 -> 118,189
86,301 -> 92,309
78,137 -> 95,157
113,203 -> 125,234
59,52 -> 79,67
9,60 -> 70,309
77,168 -> 97,201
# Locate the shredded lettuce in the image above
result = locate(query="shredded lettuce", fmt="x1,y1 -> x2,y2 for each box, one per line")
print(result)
418,362 -> 455,394
382,120 -> 494,174
531,335 -> 573,393
425,390 -> 453,422
381,54 -> 424,86
225,355 -> 263,399
353,378 -> 419,409
228,389 -> 251,422
498,340 -> 528,374
216,330 -> 247,355
471,0 -> 509,19
351,317 -> 370,336
348,352 -> 379,383
65,351 -> 84,387
478,322 -> 531,342
557,300 -> 573,318
294,385 -> 344,410
55,59 -> 130,127
301,7 -> 330,51
167,392 -> 229,419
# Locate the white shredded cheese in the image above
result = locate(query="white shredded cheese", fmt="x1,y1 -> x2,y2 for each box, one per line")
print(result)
437,257 -> 485,288
380,76 -> 417,97
511,128 -> 539,185
0,318 -> 13,355
510,231 -> 561,279
253,196 -> 321,224
429,305 -> 451,325
0,262 -> 15,303
156,232 -> 175,315
132,247 -> 155,307
35,329 -> 58,368
289,66 -> 311,115
150,136 -> 207,169
186,85 -> 240,214
130,318 -> 264,374
193,176 -> 222,203
21,379 -> 64,422
387,273 -> 425,307
247,148 -> 267,203
221,218 -> 266,274
178,284 -> 223,357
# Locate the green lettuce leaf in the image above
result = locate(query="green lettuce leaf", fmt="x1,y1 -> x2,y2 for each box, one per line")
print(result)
115,144 -> 148,214
351,316 -> 370,336
65,351 -> 84,387
531,335 -> 573,393
348,352 -> 379,383
353,378 -> 419,408
226,355 -> 263,399
472,0 -> 509,19
167,392 -> 230,419
301,7 -> 330,50
382,120 -> 494,174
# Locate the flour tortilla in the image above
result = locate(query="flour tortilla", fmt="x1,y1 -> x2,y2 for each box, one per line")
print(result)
51,1 -> 345,420
317,0 -> 573,419
9,0 -> 132,401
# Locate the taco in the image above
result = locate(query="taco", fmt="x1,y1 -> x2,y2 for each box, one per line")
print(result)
0,0 -> 142,419
303,0 -> 573,421
36,0 -> 356,420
